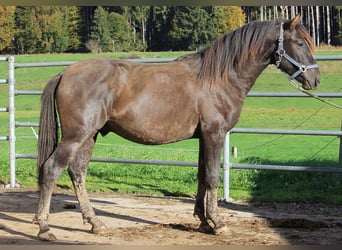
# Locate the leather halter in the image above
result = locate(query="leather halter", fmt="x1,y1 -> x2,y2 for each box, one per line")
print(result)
275,22 -> 319,80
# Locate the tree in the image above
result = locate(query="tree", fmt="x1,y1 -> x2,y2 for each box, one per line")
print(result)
14,6 -> 42,54
168,6 -> 219,51
66,6 -> 83,52
0,6 -> 15,53
13,6 -> 76,54
90,6 -> 111,53
214,6 -> 245,35
146,6 -> 173,51
120,6 -> 148,51
336,7 -> 342,45
107,12 -> 132,52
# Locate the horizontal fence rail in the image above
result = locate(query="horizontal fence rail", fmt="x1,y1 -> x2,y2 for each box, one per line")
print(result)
14,90 -> 342,98
1,55 -> 341,201
14,121 -> 342,136
16,154 -> 342,173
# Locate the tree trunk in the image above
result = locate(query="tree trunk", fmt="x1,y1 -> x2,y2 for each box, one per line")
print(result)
274,6 -> 278,19
326,6 -> 331,45
284,6 -> 288,19
311,6 -> 316,46
316,6 -> 320,47
141,12 -> 145,46
291,6 -> 296,18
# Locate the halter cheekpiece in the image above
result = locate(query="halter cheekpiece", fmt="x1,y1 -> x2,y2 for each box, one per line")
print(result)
275,21 -> 319,80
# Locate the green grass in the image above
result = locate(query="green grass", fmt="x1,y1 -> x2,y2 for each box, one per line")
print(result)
0,50 -> 341,204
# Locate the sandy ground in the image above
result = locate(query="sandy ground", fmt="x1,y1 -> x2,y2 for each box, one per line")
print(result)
0,187 -> 342,245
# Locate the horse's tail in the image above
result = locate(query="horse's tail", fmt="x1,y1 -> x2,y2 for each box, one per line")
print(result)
37,73 -> 63,186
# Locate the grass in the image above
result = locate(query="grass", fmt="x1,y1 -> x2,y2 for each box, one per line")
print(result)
0,50 -> 341,204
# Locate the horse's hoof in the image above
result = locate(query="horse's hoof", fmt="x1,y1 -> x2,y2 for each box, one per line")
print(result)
213,224 -> 228,235
92,226 -> 114,236
198,222 -> 214,234
38,230 -> 57,241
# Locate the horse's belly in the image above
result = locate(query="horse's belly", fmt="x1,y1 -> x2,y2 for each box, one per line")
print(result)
101,115 -> 198,145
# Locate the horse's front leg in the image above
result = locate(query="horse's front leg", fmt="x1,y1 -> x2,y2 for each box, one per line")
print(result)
194,132 -> 227,234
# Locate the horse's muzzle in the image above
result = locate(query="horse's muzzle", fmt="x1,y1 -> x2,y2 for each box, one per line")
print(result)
302,75 -> 321,90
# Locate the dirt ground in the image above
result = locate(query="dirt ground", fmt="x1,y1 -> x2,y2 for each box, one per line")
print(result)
0,187 -> 342,245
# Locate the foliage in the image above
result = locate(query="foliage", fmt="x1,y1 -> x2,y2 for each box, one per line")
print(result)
2,6 -> 342,54
336,7 -> 342,45
107,12 -> 132,52
13,7 -> 41,54
91,7 -> 135,53
0,6 -> 15,52
66,6 -> 82,52
13,6 -> 81,54
215,6 -> 245,34
91,6 -> 111,53
148,6 -> 246,51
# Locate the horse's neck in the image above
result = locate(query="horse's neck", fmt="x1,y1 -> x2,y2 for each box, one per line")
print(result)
230,40 -> 277,95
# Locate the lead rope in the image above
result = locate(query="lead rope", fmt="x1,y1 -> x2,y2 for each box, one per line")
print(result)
286,74 -> 342,109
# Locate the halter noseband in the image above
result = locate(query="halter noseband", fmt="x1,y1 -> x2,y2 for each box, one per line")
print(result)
275,22 -> 319,80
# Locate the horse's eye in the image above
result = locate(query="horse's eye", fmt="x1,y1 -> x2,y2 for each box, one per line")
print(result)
297,41 -> 304,46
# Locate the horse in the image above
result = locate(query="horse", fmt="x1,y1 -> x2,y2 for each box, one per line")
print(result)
34,15 -> 320,241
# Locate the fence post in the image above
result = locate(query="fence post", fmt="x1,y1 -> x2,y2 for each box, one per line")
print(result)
223,131 -> 231,202
8,56 -> 16,187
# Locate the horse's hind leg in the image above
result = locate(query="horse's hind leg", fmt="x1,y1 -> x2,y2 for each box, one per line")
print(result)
67,136 -> 113,236
35,139 -> 83,241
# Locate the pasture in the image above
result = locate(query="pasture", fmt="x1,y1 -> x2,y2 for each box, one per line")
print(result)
0,51 -> 341,203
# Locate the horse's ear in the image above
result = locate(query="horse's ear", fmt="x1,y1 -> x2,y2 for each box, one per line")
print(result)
289,14 -> 301,30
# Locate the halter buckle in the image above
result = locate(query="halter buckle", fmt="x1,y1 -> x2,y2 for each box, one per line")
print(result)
300,65 -> 307,73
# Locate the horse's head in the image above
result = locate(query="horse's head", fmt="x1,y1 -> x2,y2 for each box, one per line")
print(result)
274,15 -> 321,90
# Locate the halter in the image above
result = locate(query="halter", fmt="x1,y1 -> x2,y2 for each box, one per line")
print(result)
275,21 -> 319,80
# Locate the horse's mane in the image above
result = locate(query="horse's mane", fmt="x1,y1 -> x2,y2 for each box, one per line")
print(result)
197,20 -> 274,84
193,19 -> 314,85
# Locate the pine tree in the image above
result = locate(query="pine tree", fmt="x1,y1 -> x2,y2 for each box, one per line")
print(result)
168,6 -> 211,50
90,6 -> 111,53
66,6 -> 82,52
14,6 -> 42,54
107,12 -> 131,52
147,6 -> 173,51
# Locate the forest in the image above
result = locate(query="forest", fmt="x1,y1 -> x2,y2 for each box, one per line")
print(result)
0,6 -> 341,54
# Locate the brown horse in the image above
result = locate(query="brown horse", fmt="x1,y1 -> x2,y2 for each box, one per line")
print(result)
35,15 -> 320,241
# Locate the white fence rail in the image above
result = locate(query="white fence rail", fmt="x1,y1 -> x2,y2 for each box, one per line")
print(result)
1,56 -> 341,201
